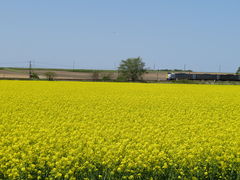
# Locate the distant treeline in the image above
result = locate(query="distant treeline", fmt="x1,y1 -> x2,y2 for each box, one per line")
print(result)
0,67 -> 115,73
0,67 -> 193,73
159,69 -> 193,72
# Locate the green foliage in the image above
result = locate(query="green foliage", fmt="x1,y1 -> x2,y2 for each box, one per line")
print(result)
118,57 -> 147,81
0,67 -> 116,73
101,73 -> 113,81
44,72 -> 56,81
30,72 -> 40,80
236,67 -> 240,74
158,69 -> 193,72
115,76 -> 128,82
71,69 -> 115,73
92,71 -> 100,81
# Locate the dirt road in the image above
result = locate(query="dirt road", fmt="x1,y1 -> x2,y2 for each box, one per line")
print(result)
0,69 -> 168,81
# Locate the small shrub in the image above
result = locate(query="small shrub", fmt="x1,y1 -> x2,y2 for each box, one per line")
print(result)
44,72 -> 56,81
101,73 -> 113,81
92,71 -> 100,81
30,72 -> 40,80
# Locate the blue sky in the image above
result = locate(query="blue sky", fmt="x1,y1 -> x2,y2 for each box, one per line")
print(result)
0,0 -> 239,72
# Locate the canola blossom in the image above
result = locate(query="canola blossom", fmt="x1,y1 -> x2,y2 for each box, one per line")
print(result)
0,81 -> 239,179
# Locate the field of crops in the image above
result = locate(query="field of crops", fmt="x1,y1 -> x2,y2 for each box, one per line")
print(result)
0,81 -> 239,179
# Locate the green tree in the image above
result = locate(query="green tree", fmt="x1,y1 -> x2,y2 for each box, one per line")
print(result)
236,67 -> 240,74
30,72 -> 40,80
118,57 -> 147,81
44,72 -> 56,81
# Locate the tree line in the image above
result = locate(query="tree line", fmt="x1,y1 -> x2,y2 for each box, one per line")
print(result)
29,57 -> 240,81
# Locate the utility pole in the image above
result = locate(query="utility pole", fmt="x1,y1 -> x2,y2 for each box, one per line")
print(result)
29,61 -> 32,78
114,62 -> 119,80
218,65 -> 221,73
73,61 -> 75,71
157,69 -> 159,82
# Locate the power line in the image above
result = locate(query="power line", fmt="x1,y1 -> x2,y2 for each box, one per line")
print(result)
0,61 -> 28,65
0,60 -> 77,70
29,61 -> 32,78
34,62 -> 73,68
218,65 -> 221,73
73,61 -> 75,71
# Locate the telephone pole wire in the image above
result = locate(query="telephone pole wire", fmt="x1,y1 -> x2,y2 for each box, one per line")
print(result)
73,61 -> 75,71
29,61 -> 32,78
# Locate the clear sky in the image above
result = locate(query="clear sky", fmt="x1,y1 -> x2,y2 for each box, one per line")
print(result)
0,0 -> 239,72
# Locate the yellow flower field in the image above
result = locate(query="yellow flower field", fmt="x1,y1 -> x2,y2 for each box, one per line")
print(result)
0,81 -> 239,179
